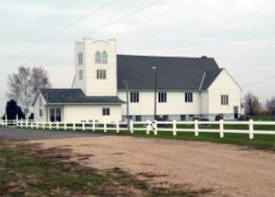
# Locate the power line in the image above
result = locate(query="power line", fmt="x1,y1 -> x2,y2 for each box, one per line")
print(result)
86,0 -> 162,35
27,0 -> 162,64
0,0 -> 116,63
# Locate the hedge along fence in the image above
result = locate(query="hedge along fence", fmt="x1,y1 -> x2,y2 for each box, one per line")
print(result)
3,119 -> 275,140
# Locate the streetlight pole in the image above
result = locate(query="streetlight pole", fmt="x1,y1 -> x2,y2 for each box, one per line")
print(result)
123,80 -> 130,132
152,66 -> 158,120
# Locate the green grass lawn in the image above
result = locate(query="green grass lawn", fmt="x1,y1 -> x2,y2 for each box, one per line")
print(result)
0,139 -> 212,197
92,129 -> 275,152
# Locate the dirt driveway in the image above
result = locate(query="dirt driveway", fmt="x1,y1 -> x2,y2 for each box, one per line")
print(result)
31,136 -> 275,197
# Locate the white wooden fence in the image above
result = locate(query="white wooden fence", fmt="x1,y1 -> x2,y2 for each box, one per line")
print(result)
2,118 -> 275,140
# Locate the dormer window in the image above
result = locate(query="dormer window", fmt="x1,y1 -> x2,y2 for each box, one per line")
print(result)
102,51 -> 108,64
95,51 -> 101,64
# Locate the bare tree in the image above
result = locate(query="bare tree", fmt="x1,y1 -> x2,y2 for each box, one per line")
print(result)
7,66 -> 51,115
244,92 -> 261,115
31,67 -> 51,93
266,97 -> 275,115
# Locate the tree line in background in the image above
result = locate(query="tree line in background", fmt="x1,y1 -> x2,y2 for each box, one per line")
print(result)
244,92 -> 275,117
3,66 -> 51,119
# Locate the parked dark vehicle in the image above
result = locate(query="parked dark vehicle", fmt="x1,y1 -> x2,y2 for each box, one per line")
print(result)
192,117 -> 200,121
238,115 -> 250,121
215,114 -> 223,121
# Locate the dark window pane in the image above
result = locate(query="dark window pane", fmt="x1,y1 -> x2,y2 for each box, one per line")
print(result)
136,115 -> 141,121
50,108 -> 55,122
102,108 -> 110,116
185,92 -> 193,103
180,115 -> 186,121
130,92 -> 139,103
56,108 -> 61,122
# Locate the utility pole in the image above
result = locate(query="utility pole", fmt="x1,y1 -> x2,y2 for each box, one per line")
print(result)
152,66 -> 158,120
123,80 -> 130,132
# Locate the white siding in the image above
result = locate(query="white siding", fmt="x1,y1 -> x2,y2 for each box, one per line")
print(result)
208,69 -> 241,115
118,91 -> 201,116
33,92 -> 47,122
200,91 -> 209,114
73,42 -> 85,90
63,104 -> 122,122
74,38 -> 117,96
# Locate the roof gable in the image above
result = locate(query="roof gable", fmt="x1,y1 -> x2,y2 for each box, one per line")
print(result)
117,55 -> 222,90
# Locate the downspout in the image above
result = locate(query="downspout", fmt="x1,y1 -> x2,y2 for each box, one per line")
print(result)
198,72 -> 206,117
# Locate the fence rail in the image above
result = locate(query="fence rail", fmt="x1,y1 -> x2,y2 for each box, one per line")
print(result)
1,119 -> 275,139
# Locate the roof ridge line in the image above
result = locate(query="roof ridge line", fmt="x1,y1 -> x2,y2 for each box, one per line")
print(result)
117,54 -> 214,59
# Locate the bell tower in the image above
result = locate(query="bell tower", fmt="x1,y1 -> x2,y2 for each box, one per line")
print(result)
72,38 -> 117,96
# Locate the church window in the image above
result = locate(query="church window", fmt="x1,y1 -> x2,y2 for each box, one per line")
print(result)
78,52 -> 83,65
102,51 -> 108,64
221,95 -> 229,105
102,108 -> 110,116
96,69 -> 106,79
130,92 -> 139,103
79,70 -> 83,80
185,92 -> 193,103
158,92 -> 167,103
95,51 -> 101,64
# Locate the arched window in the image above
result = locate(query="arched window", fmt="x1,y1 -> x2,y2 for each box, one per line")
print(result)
95,51 -> 101,64
102,51 -> 108,64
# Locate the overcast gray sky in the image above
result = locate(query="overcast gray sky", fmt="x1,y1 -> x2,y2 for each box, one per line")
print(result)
0,0 -> 274,114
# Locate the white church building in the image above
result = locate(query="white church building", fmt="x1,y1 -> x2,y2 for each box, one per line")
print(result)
33,38 -> 242,122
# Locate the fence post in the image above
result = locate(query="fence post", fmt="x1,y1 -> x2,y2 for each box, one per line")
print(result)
104,121 -> 107,133
154,121 -> 158,136
146,121 -> 150,135
25,119 -> 28,128
30,121 -> 33,129
64,122 -> 67,131
116,120 -> 120,133
130,120 -> 134,134
92,120 -> 95,131
20,119 -> 23,128
249,119 -> 254,139
56,122 -> 59,130
173,120 -> 177,136
73,121 -> 76,131
5,115 -> 8,127
194,119 -> 199,136
16,114 -> 18,127
42,122 -> 45,130
219,119 -> 224,138
49,122 -> 52,130
36,122 -> 39,129
82,122 -> 85,131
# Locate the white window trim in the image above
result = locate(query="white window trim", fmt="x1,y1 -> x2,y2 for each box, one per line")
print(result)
221,95 -> 229,105
158,92 -> 167,103
185,92 -> 193,103
130,92 -> 139,103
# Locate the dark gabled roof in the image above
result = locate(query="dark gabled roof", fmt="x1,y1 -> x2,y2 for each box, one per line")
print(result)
40,89 -> 124,104
117,55 -> 222,90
